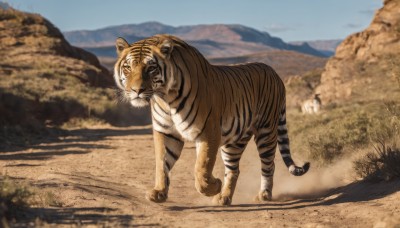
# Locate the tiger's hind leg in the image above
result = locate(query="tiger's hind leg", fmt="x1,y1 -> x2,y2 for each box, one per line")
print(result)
146,130 -> 184,203
213,140 -> 249,206
254,128 -> 277,202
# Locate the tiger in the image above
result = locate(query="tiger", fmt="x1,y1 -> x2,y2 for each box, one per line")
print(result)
113,34 -> 310,206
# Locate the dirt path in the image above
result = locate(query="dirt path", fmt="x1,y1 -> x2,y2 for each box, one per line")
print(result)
1,125 -> 400,227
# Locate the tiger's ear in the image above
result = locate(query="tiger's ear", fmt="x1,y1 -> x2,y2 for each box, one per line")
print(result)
116,37 -> 130,56
158,39 -> 173,59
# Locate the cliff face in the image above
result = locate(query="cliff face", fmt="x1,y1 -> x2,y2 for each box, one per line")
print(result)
316,0 -> 400,103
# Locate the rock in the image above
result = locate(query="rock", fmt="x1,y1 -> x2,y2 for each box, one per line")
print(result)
0,7 -> 113,87
316,0 -> 400,103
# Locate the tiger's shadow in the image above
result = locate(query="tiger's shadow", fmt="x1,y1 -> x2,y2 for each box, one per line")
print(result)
167,180 -> 400,212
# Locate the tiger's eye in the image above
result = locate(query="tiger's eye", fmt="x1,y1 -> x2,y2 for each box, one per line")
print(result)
123,63 -> 131,71
147,66 -> 158,73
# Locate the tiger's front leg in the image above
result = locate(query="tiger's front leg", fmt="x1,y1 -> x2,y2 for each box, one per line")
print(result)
146,130 -> 184,203
194,122 -> 222,197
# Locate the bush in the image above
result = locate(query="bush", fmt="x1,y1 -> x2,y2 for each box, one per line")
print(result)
354,142 -> 400,182
0,176 -> 62,225
307,132 -> 344,164
288,98 -> 400,166
0,177 -> 32,221
306,111 -> 371,164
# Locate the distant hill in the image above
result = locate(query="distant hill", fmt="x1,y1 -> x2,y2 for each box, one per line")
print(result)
63,22 -> 327,58
210,50 -> 327,80
289,39 -> 342,56
97,49 -> 327,80
0,2 -> 10,10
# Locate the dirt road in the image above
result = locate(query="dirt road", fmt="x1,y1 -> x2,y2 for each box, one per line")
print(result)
1,125 -> 400,227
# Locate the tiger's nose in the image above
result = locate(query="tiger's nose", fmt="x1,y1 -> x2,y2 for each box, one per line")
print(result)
132,88 -> 145,95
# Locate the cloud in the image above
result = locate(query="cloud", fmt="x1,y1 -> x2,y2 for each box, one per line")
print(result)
263,23 -> 295,33
344,23 -> 362,29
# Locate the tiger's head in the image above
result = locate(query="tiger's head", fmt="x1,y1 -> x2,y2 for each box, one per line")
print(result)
113,36 -> 174,107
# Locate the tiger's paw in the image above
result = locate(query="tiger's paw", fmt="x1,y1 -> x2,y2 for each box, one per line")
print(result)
195,178 -> 222,196
254,190 -> 272,202
212,194 -> 232,206
145,189 -> 168,203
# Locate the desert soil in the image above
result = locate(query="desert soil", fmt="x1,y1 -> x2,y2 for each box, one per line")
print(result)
1,125 -> 400,227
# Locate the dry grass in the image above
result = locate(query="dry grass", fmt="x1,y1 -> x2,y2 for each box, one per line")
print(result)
354,142 -> 400,182
288,104 -> 374,165
0,176 -> 65,226
34,191 -> 63,208
0,8 -> 152,148
286,54 -> 400,166
0,177 -> 32,221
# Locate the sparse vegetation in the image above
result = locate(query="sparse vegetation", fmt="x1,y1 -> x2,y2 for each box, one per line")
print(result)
289,105 -> 374,165
307,132 -> 344,164
35,191 -> 63,208
0,8 -> 151,149
289,99 -> 400,165
0,177 -> 32,221
354,142 -> 400,182
0,176 -> 64,226
287,55 -> 400,166
388,55 -> 400,89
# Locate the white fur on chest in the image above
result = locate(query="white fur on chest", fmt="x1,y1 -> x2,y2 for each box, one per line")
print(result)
151,104 -> 201,141
172,113 -> 201,141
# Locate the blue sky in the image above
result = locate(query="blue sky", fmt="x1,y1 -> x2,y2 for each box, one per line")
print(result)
6,0 -> 382,42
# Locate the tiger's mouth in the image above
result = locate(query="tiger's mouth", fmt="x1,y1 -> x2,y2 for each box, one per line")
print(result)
130,97 -> 150,107
128,91 -> 153,107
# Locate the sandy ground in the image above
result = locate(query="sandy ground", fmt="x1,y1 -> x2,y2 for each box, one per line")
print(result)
1,125 -> 400,227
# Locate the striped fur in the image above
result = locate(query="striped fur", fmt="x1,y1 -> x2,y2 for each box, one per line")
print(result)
114,34 -> 309,205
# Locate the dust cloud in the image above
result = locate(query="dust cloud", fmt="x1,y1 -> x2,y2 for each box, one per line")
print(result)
229,141 -> 353,204
172,140 -> 354,205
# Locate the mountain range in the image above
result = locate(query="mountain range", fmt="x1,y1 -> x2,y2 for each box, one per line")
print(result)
289,39 -> 342,57
63,22 -> 329,59
210,50 -> 326,80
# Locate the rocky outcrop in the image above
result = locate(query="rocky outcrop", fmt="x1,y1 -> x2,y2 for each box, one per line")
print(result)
316,0 -> 400,103
0,7 -> 120,133
0,7 -> 112,87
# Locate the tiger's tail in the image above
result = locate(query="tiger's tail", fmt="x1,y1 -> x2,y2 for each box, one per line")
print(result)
277,104 -> 310,176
